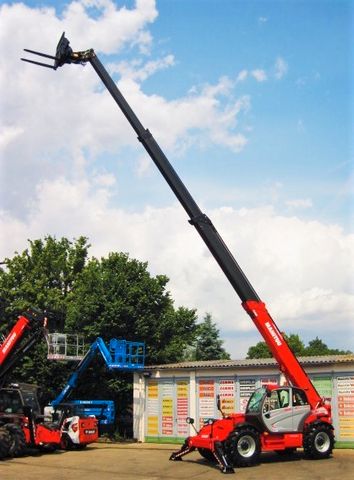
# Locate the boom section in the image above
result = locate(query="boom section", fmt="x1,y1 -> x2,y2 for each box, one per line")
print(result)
0,315 -> 31,366
89,54 -> 259,304
21,35 -> 322,408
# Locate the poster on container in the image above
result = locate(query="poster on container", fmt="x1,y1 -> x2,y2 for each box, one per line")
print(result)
219,379 -> 235,416
146,381 -> 159,436
198,379 -> 215,425
239,378 -> 256,412
161,382 -> 174,436
176,380 -> 189,436
337,376 -> 354,440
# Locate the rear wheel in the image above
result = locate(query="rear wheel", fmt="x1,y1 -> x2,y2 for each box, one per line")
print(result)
303,423 -> 334,459
0,426 -> 11,459
225,427 -> 261,467
5,424 -> 26,457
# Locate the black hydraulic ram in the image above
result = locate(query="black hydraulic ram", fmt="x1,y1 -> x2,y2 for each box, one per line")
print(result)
21,33 -> 259,305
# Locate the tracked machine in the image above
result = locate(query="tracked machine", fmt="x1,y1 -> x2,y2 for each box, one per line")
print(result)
22,34 -> 335,473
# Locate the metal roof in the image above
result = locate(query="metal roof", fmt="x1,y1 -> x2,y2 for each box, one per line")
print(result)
145,354 -> 354,371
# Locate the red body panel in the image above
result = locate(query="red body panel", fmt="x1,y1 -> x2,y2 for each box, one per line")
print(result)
261,432 -> 303,451
78,417 -> 98,444
0,316 -> 30,366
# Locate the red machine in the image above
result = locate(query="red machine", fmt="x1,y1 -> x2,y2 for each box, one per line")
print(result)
0,310 -> 98,459
22,35 -> 334,473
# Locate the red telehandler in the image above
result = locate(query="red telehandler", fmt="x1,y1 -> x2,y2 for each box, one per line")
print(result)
22,34 -> 334,473
0,309 -> 98,459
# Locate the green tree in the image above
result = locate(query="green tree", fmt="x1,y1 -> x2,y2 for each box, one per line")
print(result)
247,334 -> 306,359
189,313 -> 230,361
247,333 -> 350,359
305,337 -> 351,356
246,341 -> 271,359
0,235 -> 89,324
66,252 -> 197,365
0,236 -> 90,401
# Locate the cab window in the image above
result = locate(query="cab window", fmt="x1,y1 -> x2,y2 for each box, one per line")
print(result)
292,388 -> 308,406
263,389 -> 290,412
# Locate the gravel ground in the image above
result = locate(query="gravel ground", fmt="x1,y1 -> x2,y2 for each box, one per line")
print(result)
0,443 -> 353,480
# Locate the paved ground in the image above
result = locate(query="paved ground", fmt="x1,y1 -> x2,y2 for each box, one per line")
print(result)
0,443 -> 353,480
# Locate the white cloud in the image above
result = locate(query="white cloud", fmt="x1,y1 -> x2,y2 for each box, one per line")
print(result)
286,198 -> 313,209
0,1 -> 252,214
0,177 -> 353,357
109,54 -> 175,82
251,69 -> 267,82
236,70 -> 248,83
275,57 -> 288,79
0,125 -> 24,151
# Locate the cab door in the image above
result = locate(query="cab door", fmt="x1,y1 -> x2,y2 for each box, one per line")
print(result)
291,388 -> 311,431
262,388 -> 293,432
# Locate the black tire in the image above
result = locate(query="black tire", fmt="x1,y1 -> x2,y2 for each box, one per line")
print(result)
225,427 -> 261,467
60,433 -> 73,450
74,443 -> 87,450
198,447 -> 216,463
5,424 -> 27,457
0,426 -> 11,460
303,423 -> 334,459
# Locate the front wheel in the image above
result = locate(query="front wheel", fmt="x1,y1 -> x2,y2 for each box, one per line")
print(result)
198,447 -> 216,463
5,424 -> 26,457
225,427 -> 261,467
0,426 -> 11,459
303,423 -> 334,459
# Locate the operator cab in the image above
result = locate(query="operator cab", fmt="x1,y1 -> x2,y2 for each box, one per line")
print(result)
246,386 -> 311,433
0,383 -> 41,422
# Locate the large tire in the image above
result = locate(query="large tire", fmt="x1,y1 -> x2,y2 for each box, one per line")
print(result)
198,447 -> 216,463
225,427 -> 261,467
0,426 -> 11,460
60,433 -> 73,451
303,423 -> 334,459
5,424 -> 27,457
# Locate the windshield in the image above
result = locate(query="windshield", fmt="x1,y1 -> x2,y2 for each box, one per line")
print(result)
246,387 -> 267,413
0,390 -> 23,414
21,389 -> 40,414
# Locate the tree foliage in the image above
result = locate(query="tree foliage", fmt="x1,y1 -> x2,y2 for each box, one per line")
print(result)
184,313 -> 230,361
247,333 -> 351,359
0,236 -> 197,416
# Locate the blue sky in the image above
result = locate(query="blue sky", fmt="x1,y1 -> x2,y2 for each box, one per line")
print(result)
0,0 -> 353,356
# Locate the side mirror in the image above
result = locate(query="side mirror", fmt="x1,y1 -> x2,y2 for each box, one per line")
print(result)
186,416 -> 194,425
